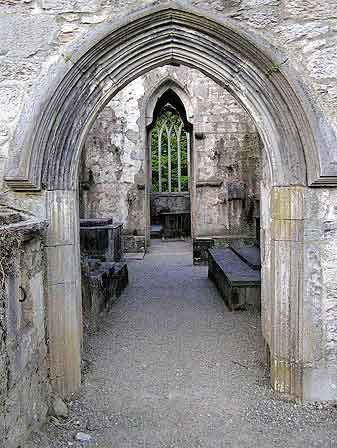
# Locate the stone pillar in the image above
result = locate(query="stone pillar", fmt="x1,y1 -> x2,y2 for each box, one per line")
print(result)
260,151 -> 272,353
190,134 -> 197,240
302,188 -> 337,401
45,190 -> 82,397
265,186 -> 337,401
270,187 -> 304,398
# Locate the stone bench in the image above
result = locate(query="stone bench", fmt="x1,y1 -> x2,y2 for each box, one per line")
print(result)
208,246 -> 261,311
81,259 -> 129,332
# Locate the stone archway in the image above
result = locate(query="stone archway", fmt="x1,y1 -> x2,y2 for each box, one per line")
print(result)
5,6 -> 337,401
144,78 -> 194,244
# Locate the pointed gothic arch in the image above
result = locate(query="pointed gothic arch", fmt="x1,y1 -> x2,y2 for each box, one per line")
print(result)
144,78 -> 194,243
7,6 -> 337,190
5,5 -> 337,401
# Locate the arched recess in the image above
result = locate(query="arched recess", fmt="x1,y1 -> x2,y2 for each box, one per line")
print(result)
144,79 -> 194,244
5,6 -> 337,400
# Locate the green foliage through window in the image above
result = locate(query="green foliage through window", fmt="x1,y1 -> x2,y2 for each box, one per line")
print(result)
151,111 -> 189,192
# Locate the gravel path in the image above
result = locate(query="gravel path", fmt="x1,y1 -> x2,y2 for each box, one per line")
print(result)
28,241 -> 337,447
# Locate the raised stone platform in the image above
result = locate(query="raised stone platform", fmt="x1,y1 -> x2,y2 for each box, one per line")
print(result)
230,244 -> 261,271
123,234 -> 146,254
208,246 -> 261,311
193,235 -> 256,265
80,221 -> 123,262
80,217 -> 113,227
150,224 -> 163,239
82,259 -> 128,333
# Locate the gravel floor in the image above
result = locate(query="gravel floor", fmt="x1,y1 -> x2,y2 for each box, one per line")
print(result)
28,240 -> 337,447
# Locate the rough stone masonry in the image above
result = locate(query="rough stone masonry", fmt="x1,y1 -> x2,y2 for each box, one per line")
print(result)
0,1 -> 337,447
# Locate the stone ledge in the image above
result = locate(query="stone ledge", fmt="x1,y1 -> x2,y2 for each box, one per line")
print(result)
0,207 -> 47,241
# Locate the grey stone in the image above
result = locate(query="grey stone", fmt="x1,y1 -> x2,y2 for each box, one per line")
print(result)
0,15 -> 58,58
41,0 -> 99,12
0,86 -> 23,121
1,5 -> 337,448
81,15 -> 105,24
75,432 -> 92,443
0,217 -> 50,448
0,58 -> 39,83
49,397 -> 69,419
0,121 -> 10,145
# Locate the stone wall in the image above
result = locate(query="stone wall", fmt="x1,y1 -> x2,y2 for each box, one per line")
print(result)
0,211 -> 50,448
151,193 -> 191,219
79,78 -> 146,235
0,0 -> 336,430
80,65 -> 261,240
0,0 -> 337,196
190,73 -> 261,237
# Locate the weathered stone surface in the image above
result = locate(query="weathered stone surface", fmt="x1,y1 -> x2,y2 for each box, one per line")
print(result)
0,85 -> 23,121
0,58 -> 39,83
75,432 -> 92,442
45,190 -> 82,398
0,191 -> 47,220
81,256 -> 128,334
46,244 -> 79,284
0,216 -> 50,448
282,0 -> 337,20
49,397 -> 69,419
80,77 -> 145,231
46,279 -> 81,396
0,7 -> 337,448
272,187 -> 304,221
0,14 -> 58,58
41,0 -> 99,12
302,242 -> 324,365
0,121 -> 10,145
271,219 -> 304,242
81,14 -> 105,24
46,190 -> 78,246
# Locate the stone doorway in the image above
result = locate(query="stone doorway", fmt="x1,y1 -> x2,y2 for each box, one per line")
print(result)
5,6 -> 337,402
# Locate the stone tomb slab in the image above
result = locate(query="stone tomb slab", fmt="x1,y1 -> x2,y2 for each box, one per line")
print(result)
208,247 -> 261,310
230,244 -> 261,271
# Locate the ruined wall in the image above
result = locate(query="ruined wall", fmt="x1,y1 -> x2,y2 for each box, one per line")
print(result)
80,65 -> 261,239
0,0 -> 335,431
0,212 -> 50,448
190,73 -> 261,237
151,193 -> 190,219
80,78 -> 146,235
0,0 -> 337,199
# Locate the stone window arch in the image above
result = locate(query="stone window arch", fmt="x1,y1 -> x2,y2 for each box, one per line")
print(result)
151,110 -> 189,193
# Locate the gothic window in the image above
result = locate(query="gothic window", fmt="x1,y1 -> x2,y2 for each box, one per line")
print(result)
151,110 -> 190,193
